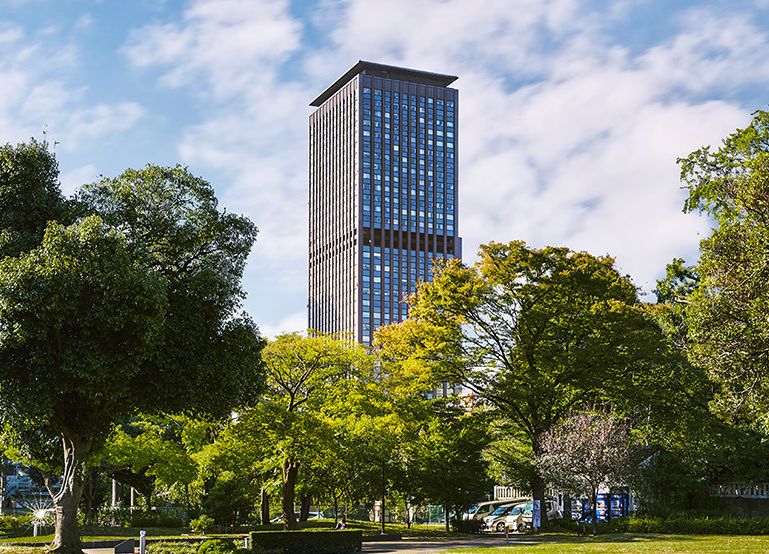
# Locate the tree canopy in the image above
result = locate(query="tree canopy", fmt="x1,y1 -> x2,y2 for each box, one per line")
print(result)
376,240 -> 674,526
680,109 -> 769,424
0,143 -> 263,553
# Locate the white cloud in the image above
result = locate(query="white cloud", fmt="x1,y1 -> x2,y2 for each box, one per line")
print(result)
123,0 -> 769,327
124,0 -> 311,299
258,310 -> 307,339
123,0 -> 301,98
305,0 -> 765,295
0,21 -> 144,151
59,163 -> 98,197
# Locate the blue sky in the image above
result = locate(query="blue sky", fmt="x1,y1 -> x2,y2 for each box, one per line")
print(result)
2,0 -> 769,337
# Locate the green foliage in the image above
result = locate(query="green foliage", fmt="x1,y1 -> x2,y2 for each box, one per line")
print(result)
376,241 -> 675,519
0,150 -> 264,551
190,515 -> 215,534
258,333 -> 371,529
127,511 -> 186,529
553,514 -> 769,536
201,471 -> 255,526
76,164 -> 265,418
619,514 -> 769,535
680,110 -> 769,422
197,538 -> 237,554
0,215 -> 167,467
248,530 -> 362,554
0,140 -> 67,258
147,542 -> 198,554
0,514 -> 34,537
106,416 -> 199,491
407,404 -> 492,513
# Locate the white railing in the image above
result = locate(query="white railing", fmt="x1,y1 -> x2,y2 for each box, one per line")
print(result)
710,483 -> 769,499
494,485 -> 559,500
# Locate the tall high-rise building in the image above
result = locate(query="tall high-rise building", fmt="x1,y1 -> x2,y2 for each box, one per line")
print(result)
309,61 -> 461,344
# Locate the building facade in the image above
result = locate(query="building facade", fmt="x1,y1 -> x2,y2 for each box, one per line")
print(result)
309,61 -> 461,344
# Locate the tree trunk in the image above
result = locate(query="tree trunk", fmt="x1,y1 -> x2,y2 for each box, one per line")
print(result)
48,433 -> 91,554
281,458 -> 299,530
84,469 -> 95,526
380,462 -> 386,535
299,494 -> 311,521
260,486 -> 270,526
444,504 -> 450,533
591,489 -> 598,536
405,500 -> 411,529
531,474 -> 548,530
562,492 -> 571,521
333,494 -> 339,523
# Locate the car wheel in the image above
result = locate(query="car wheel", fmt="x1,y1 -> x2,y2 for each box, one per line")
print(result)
496,522 -> 505,532
517,523 -> 525,533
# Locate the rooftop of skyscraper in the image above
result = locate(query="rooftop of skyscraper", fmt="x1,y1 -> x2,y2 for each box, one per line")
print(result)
309,60 -> 458,107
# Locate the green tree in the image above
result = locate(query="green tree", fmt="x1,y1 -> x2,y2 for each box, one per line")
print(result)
104,415 -> 200,508
334,381 -> 405,534
260,332 -> 369,530
680,110 -> 769,424
0,140 -> 67,258
0,159 -> 263,553
409,404 -> 492,532
376,241 -> 671,527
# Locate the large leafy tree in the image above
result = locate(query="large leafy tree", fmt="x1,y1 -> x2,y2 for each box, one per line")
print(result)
680,110 -> 769,424
0,140 -> 67,258
104,415 -> 200,509
376,241 -> 671,526
0,151 -> 263,553
260,332 -> 369,530
408,404 -> 492,532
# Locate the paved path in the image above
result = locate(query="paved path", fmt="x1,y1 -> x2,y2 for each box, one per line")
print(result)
82,534 -> 534,554
363,535 -> 542,553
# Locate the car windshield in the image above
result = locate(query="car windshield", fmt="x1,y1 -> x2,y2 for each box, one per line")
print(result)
467,504 -> 480,515
509,506 -> 524,516
490,506 -> 509,516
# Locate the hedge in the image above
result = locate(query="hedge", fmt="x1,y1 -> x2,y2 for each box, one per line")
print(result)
451,519 -> 483,534
248,530 -> 362,553
554,515 -> 769,535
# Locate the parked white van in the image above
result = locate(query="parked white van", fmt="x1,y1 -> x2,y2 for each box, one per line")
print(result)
463,500 -> 512,521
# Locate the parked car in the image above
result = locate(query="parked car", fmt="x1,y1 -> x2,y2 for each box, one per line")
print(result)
502,499 -> 562,532
464,500 -> 516,521
503,502 -> 529,532
482,503 -> 519,532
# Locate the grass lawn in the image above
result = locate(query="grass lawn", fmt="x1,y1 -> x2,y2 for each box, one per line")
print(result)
0,517 -> 452,548
441,534 -> 769,553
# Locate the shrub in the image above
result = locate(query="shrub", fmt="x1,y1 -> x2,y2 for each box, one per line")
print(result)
556,514 -> 769,535
190,514 -> 216,534
147,542 -> 198,554
249,530 -> 362,554
129,510 -> 186,528
451,519 -> 483,534
0,514 -> 35,537
197,539 -> 238,554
